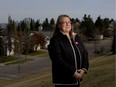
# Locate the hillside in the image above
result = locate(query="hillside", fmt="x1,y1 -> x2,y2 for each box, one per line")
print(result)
81,54 -> 115,87
1,54 -> 115,87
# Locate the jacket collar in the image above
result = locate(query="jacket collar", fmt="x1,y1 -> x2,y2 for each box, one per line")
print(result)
60,31 -> 66,35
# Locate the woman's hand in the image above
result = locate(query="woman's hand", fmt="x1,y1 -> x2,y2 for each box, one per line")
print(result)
74,69 -> 85,80
74,71 -> 82,80
78,69 -> 85,76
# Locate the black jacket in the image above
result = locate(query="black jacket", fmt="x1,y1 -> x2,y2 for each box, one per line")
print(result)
48,32 -> 89,85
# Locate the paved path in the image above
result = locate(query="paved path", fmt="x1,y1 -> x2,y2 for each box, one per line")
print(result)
0,56 -> 51,80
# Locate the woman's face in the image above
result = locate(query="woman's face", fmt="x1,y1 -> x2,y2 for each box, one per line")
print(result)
58,17 -> 71,33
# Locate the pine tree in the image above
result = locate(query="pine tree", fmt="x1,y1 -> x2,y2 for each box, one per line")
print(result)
35,20 -> 40,31
50,18 -> 55,31
7,16 -> 13,55
30,19 -> 35,31
81,14 -> 94,34
42,18 -> 49,31
0,26 -> 4,56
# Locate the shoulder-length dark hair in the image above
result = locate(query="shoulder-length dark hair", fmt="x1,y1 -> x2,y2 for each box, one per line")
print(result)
52,14 -> 73,39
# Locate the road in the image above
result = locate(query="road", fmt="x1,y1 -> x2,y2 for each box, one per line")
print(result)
0,56 -> 52,80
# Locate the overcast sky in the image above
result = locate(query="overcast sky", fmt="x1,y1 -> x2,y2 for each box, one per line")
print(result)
0,0 -> 115,23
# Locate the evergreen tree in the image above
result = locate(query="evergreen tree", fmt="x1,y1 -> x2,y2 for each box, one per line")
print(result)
0,26 -> 4,56
71,18 -> 76,24
50,18 -> 55,31
81,14 -> 94,34
75,18 -> 80,23
71,18 -> 80,33
103,18 -> 110,29
42,18 -> 49,31
7,16 -> 13,55
94,16 -> 104,34
30,19 -> 35,31
20,21 -> 25,31
35,20 -> 40,31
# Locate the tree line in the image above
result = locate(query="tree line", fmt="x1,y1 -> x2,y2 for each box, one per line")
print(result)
0,14 -> 115,56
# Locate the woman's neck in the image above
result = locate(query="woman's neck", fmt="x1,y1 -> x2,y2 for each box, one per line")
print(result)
65,33 -> 71,40
60,31 -> 70,39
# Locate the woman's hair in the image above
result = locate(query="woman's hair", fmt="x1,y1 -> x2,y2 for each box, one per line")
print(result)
52,14 -> 73,39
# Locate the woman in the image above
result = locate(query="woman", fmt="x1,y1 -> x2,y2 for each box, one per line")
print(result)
48,14 -> 89,87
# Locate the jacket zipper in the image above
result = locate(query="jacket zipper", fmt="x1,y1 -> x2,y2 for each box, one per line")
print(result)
69,40 -> 78,84
66,35 -> 82,84
74,44 -> 82,69
69,40 -> 78,70
70,39 -> 82,83
72,33 -> 82,68
73,40 -> 82,83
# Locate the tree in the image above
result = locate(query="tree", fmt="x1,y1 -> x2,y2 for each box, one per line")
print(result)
94,16 -> 104,34
20,21 -> 27,31
103,18 -> 110,29
24,21 -> 30,55
71,18 -> 76,24
0,26 -> 4,56
30,19 -> 35,31
75,18 -> 80,23
71,18 -> 81,33
36,32 -> 46,49
17,23 -> 23,54
50,18 -> 55,31
29,32 -> 46,51
12,21 -> 19,55
81,14 -> 94,34
35,20 -> 40,31
42,18 -> 49,31
7,16 -> 13,55
20,20 -> 30,55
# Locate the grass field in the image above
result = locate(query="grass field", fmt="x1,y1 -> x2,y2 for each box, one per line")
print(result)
0,54 -> 115,87
81,54 -> 115,87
